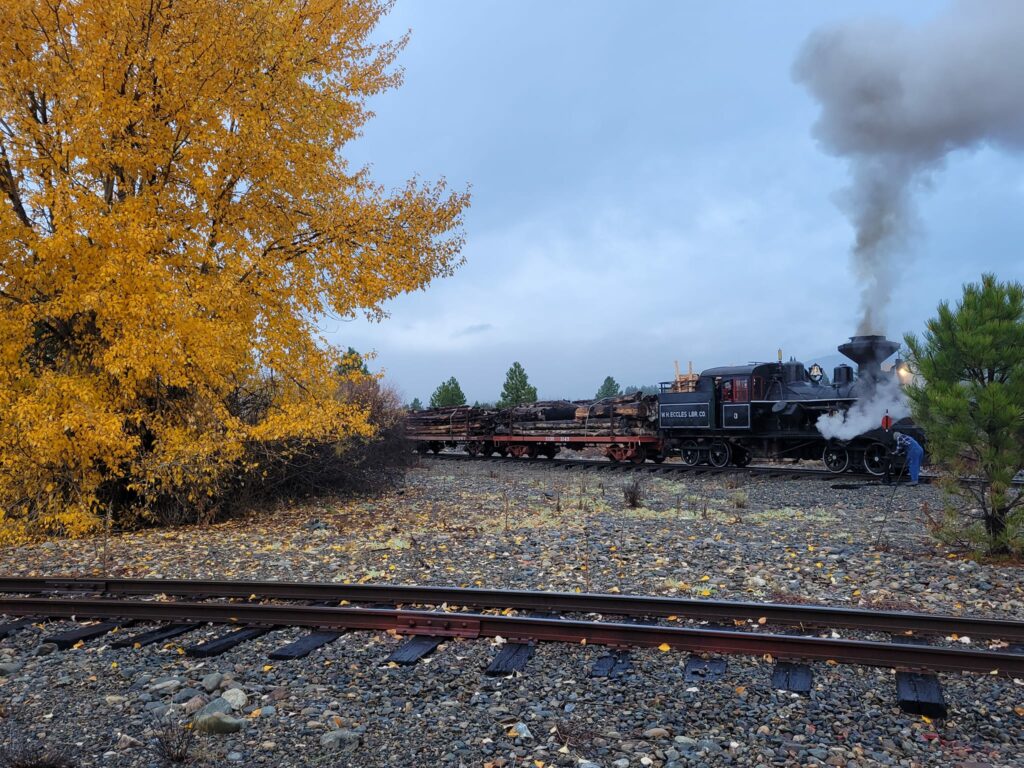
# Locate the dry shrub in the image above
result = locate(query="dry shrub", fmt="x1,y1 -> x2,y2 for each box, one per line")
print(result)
108,377 -> 412,530
148,714 -> 203,766
622,477 -> 645,509
0,707 -> 75,768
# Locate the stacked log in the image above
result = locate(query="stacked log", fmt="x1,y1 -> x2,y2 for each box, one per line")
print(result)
405,406 -> 495,438
494,394 -> 659,437
574,391 -> 657,421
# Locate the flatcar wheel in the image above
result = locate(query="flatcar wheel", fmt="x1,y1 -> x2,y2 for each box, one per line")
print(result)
681,441 -> 701,466
543,445 -> 559,459
863,443 -> 888,476
630,446 -> 647,464
822,445 -> 850,473
526,445 -> 540,460
651,453 -> 666,464
708,441 -> 731,468
465,442 -> 480,457
497,447 -> 508,457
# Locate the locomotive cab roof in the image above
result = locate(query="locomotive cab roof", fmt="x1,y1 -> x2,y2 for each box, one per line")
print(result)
699,363 -> 774,379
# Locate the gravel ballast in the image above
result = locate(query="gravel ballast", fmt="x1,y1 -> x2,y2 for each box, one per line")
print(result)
0,457 -> 1021,767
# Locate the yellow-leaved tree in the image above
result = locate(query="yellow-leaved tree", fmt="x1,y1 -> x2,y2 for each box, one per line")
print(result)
0,0 -> 468,541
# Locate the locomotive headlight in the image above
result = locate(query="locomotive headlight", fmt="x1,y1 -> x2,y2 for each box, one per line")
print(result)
895,359 -> 913,385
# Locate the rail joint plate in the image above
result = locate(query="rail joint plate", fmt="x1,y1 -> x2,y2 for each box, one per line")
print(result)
396,612 -> 480,638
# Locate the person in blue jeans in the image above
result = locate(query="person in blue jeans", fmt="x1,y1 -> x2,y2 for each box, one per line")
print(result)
893,431 -> 924,485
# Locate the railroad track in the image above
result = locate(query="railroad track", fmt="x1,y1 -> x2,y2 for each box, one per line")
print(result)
423,452 -> 1022,487
422,452 -> 910,483
1,578 -> 1022,715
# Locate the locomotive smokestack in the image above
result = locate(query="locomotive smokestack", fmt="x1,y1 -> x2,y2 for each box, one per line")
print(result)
838,334 -> 899,385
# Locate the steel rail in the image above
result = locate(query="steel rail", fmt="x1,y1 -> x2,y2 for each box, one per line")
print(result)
423,453 -> 902,482
1,577 -> 1022,641
0,596 -> 1020,676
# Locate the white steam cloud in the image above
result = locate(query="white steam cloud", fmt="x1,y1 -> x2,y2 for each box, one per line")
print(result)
816,376 -> 909,441
794,0 -> 1024,334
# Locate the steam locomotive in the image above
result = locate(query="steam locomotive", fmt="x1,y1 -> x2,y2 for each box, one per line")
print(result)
407,334 -> 923,475
658,334 -> 922,474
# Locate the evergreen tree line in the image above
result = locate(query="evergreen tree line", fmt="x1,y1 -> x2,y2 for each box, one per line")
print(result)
410,365 -> 659,410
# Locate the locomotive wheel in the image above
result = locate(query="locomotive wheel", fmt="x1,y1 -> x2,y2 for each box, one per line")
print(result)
822,445 -> 850,473
708,441 -> 731,468
731,447 -> 751,467
863,443 -> 889,476
681,441 -> 701,466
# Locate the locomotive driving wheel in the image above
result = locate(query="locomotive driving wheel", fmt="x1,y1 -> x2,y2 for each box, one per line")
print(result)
822,445 -> 850,473
681,440 -> 701,466
863,443 -> 889,476
708,441 -> 731,468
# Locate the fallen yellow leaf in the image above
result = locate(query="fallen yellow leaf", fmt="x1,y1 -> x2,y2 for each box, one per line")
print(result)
757,617 -> 767,625
658,643 -> 671,652
262,664 -> 273,672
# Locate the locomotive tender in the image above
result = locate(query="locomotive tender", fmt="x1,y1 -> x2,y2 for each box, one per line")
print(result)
407,334 -> 921,475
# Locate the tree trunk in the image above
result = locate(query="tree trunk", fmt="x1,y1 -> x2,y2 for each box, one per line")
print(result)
984,506 -> 1009,554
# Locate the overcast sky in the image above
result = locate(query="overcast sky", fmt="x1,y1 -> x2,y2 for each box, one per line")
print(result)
325,1 -> 1024,404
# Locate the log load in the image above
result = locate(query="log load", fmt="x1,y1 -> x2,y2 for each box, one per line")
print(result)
405,406 -> 496,439
574,391 -> 658,422
495,393 -> 659,437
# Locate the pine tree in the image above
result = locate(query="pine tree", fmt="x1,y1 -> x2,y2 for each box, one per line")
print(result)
596,376 -> 622,399
904,274 -> 1024,555
430,377 -> 467,408
498,362 -> 537,408
409,398 -> 423,411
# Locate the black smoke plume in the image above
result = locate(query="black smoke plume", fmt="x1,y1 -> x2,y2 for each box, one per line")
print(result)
794,0 -> 1024,333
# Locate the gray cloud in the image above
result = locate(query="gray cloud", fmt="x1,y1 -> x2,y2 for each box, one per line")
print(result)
794,0 -> 1024,333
